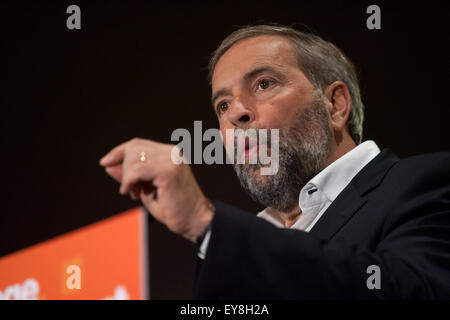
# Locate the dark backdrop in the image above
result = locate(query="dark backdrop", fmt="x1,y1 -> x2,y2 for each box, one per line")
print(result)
1,0 -> 449,298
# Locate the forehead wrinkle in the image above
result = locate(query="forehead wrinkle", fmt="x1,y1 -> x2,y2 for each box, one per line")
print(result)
214,36 -> 297,77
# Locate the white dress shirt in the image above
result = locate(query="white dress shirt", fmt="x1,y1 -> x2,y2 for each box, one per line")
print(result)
198,140 -> 381,258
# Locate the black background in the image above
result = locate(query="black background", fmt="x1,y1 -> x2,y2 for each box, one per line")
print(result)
1,0 -> 449,298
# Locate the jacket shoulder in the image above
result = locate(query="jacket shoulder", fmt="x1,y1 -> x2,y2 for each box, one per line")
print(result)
373,151 -> 450,223
363,151 -> 450,213
388,152 -> 450,180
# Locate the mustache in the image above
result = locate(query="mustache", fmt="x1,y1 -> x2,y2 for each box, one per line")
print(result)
228,128 -> 280,166
227,128 -> 280,151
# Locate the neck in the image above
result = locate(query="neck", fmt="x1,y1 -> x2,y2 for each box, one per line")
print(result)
323,129 -> 357,168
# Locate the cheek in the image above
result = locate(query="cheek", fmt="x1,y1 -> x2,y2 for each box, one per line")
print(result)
262,90 -> 310,128
219,127 -> 226,144
219,127 -> 231,149
220,126 -> 238,156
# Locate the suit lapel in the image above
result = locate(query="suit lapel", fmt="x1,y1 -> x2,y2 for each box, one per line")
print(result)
309,149 -> 399,242
309,184 -> 367,242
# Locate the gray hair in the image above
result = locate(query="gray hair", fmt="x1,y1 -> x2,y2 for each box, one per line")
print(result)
208,24 -> 364,144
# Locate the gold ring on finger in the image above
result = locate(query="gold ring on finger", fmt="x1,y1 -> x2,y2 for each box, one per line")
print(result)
140,151 -> 147,162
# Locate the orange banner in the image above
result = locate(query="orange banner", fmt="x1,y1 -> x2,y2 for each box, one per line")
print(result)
0,207 -> 149,300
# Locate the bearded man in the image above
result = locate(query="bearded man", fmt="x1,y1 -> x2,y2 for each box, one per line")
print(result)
100,25 -> 450,299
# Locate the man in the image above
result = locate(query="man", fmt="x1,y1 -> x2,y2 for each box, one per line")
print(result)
99,25 -> 450,299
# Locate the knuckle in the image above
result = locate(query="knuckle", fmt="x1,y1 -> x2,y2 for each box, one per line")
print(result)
131,137 -> 142,145
165,142 -> 176,149
124,144 -> 133,154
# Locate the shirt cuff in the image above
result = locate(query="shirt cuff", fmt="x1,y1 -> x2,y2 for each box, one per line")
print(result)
197,229 -> 212,260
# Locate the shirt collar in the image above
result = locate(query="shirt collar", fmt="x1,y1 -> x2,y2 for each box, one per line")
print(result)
258,140 -> 381,227
301,140 -> 381,204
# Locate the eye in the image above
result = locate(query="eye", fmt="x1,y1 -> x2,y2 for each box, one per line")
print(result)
257,79 -> 272,90
216,101 -> 230,115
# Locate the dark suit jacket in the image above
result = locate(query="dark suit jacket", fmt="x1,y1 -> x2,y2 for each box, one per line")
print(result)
193,149 -> 450,299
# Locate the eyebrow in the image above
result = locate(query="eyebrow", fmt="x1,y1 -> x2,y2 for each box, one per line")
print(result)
211,66 -> 284,107
211,88 -> 231,108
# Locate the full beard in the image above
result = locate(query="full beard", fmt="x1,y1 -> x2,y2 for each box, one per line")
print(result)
233,95 -> 332,213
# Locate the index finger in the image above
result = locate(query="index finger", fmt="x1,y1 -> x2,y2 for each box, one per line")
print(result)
99,140 -> 129,166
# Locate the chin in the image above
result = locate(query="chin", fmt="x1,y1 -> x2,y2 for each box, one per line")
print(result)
249,167 -> 270,183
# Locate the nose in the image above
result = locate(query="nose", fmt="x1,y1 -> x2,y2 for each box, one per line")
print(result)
227,95 -> 255,128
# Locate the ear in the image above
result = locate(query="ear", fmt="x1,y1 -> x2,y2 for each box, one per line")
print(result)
323,81 -> 351,133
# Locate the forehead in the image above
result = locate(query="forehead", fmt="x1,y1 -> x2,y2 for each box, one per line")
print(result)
212,35 -> 298,90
